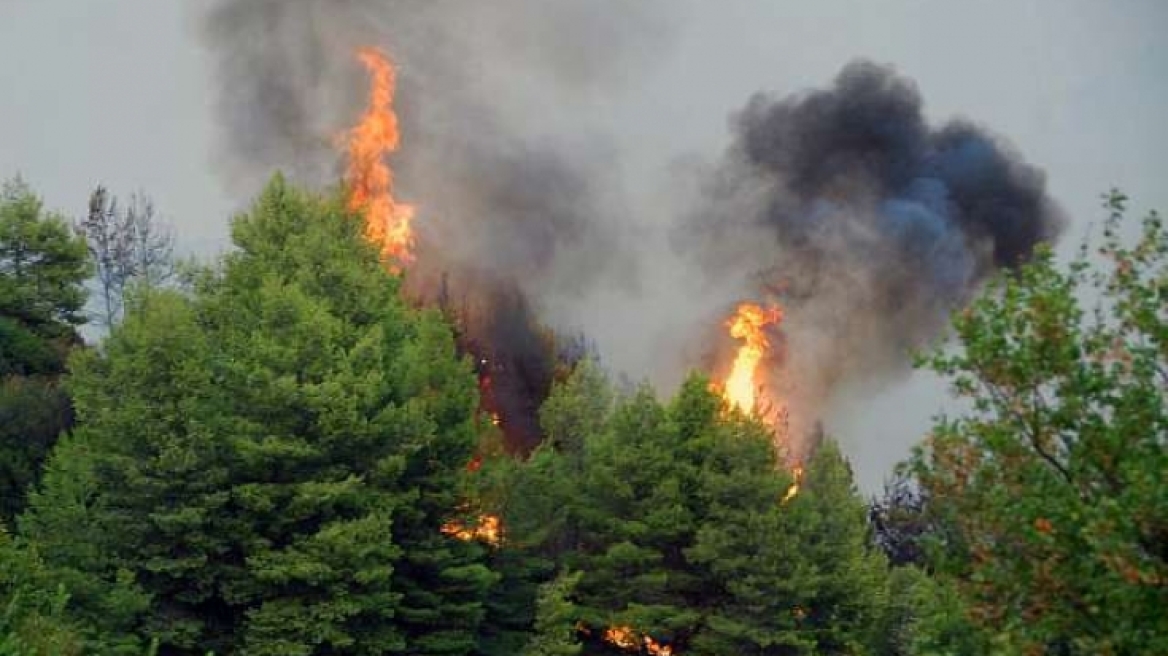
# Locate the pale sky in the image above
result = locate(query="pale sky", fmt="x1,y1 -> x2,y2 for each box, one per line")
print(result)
2,1 -> 1165,491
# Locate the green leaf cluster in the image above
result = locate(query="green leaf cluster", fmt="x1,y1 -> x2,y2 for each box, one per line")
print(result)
909,192 -> 1168,654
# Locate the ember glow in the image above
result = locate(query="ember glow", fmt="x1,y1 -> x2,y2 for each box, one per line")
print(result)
346,47 -> 416,266
603,626 -> 673,655
441,514 -> 502,546
782,466 -> 804,503
722,302 -> 783,415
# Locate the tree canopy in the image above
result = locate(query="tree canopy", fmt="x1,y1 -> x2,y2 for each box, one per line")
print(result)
3,177 -> 1162,656
909,192 -> 1168,654
486,364 -> 891,655
19,177 -> 491,655
0,178 -> 89,377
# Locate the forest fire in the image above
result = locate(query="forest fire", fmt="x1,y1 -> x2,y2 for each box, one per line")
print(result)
347,47 -> 509,548
782,466 -> 804,504
345,47 -> 415,266
603,626 -> 673,655
441,514 -> 502,546
721,302 -> 783,415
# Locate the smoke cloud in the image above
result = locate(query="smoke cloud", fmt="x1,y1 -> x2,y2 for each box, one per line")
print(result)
682,60 -> 1065,452
200,2 -> 1063,458
201,0 -> 673,451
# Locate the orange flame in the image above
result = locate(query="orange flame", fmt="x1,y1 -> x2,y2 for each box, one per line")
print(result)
603,626 -> 639,650
781,465 -> 804,503
441,514 -> 502,546
346,46 -> 416,266
603,626 -> 673,655
722,302 -> 783,414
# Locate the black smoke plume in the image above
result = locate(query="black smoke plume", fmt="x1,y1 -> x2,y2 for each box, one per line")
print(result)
200,0 -> 1065,460
686,60 -> 1065,451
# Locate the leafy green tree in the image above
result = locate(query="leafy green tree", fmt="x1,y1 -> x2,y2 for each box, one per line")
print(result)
20,177 -> 491,655
909,192 -> 1168,654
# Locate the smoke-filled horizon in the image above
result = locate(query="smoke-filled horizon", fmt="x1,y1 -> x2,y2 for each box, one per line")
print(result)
201,1 -> 1063,460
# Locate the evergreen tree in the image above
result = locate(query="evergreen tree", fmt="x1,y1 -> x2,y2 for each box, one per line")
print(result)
785,442 -> 888,653
20,177 -> 491,655
0,178 -> 89,377
0,377 -> 71,523
0,527 -> 83,656
571,382 -> 704,649
495,368 -> 892,655
18,432 -> 150,655
521,571 -> 583,656
0,178 -> 89,524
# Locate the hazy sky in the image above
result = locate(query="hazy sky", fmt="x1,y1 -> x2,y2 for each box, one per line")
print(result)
2,1 -> 1165,490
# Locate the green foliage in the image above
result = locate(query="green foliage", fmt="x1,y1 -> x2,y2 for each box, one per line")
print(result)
521,571 -> 583,656
0,178 -> 89,377
492,366 -> 891,655
0,377 -> 71,523
0,528 -> 83,656
20,176 -> 489,655
909,192 -> 1168,654
0,176 -> 87,531
18,433 -> 150,655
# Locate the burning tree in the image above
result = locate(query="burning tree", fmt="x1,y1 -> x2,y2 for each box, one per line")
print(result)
720,301 -> 784,418
345,47 -> 415,267
484,367 -> 890,655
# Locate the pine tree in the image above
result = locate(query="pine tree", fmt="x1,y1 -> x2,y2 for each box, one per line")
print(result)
0,178 -> 89,524
521,571 -> 583,656
0,178 -> 90,377
19,177 -> 491,655
497,370 -> 892,655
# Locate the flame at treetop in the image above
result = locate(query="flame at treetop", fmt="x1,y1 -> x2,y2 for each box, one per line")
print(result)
722,302 -> 783,415
346,46 -> 416,266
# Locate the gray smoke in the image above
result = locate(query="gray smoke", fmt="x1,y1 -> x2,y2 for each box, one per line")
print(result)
201,0 -> 674,451
201,0 -> 674,295
683,60 -> 1065,451
200,2 -> 1064,458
